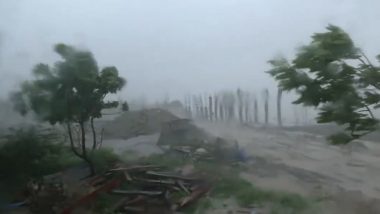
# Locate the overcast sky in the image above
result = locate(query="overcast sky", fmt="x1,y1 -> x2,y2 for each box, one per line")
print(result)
1,0 -> 380,101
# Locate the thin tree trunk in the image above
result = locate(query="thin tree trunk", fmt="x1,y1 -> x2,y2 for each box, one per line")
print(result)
244,97 -> 249,123
79,121 -> 95,175
277,88 -> 283,127
67,122 -> 82,158
199,96 -> 204,120
214,95 -> 218,121
237,89 -> 243,124
204,106 -> 209,120
90,117 -> 97,150
98,128 -> 104,149
187,95 -> 192,118
254,98 -> 258,123
219,104 -> 224,121
264,89 -> 269,125
209,96 -> 213,121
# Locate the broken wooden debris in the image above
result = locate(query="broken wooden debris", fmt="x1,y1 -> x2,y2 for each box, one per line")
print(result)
137,178 -> 176,185
178,184 -> 211,209
20,163 -> 210,214
177,180 -> 191,194
112,190 -> 164,196
145,170 -> 200,181
109,164 -> 163,172
55,165 -> 210,214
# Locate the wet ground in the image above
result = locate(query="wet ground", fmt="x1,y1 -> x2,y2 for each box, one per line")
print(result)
196,121 -> 380,213
99,115 -> 380,213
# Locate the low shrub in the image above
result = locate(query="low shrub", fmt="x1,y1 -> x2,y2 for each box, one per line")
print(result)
91,148 -> 119,173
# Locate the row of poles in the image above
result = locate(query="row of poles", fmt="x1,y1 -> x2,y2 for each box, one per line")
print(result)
183,88 -> 282,125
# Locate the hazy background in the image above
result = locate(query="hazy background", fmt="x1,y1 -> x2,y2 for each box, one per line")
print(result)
1,0 -> 380,102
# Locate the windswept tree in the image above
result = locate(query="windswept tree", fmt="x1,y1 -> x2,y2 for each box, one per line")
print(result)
10,43 -> 126,174
268,25 -> 380,144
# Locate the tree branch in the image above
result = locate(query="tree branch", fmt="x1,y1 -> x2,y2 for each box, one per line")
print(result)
357,57 -> 368,67
364,105 -> 375,119
361,51 -> 375,67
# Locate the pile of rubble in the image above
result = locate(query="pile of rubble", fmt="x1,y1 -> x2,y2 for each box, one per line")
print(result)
25,164 -> 210,214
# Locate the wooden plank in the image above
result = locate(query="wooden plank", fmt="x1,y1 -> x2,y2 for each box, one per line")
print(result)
112,190 -> 163,196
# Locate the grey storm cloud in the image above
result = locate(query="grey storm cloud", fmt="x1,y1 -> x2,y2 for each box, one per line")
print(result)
0,0 -> 380,101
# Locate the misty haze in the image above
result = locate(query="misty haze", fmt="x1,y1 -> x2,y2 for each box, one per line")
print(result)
1,1 -> 380,214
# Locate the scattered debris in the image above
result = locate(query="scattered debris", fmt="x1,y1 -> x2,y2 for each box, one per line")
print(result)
21,163 -> 211,213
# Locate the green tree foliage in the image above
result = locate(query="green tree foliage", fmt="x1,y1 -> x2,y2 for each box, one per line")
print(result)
268,25 -> 380,144
10,43 -> 126,174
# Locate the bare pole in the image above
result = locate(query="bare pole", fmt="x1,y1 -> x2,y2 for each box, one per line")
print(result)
277,88 -> 283,126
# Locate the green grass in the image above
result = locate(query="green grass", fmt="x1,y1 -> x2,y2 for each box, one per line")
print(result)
210,168 -> 309,210
91,148 -> 120,172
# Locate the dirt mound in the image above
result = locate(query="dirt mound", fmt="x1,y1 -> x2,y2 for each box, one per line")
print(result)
103,108 -> 178,139
157,119 -> 213,147
157,119 -> 245,162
